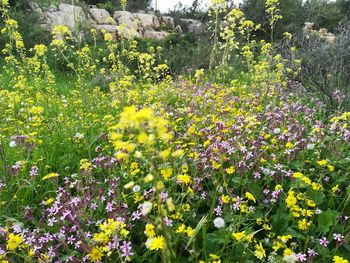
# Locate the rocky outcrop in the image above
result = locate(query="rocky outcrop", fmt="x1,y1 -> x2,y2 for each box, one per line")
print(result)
179,19 -> 205,34
29,2 -> 206,40
113,11 -> 141,39
41,3 -> 89,32
143,30 -> 170,40
303,22 -> 336,44
88,7 -> 118,40
160,16 -> 175,30
89,8 -> 116,25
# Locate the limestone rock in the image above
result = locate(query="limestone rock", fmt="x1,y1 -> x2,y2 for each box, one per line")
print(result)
134,13 -> 160,29
89,8 -> 116,25
173,24 -> 183,34
95,24 -> 118,40
43,4 -> 89,32
143,30 -> 170,40
113,11 -> 140,39
179,19 -> 205,34
304,22 -> 315,31
160,16 -> 175,29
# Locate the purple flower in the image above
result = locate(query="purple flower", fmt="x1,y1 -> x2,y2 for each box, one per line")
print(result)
120,241 -> 133,258
333,233 -> 344,241
106,201 -> 114,212
296,253 -> 307,262
214,205 -> 222,216
11,162 -> 21,176
91,203 -> 98,210
307,248 -> 317,257
319,237 -> 329,247
163,217 -> 173,226
160,192 -> 168,203
30,166 -> 39,177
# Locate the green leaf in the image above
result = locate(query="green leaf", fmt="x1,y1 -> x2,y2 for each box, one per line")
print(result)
286,227 -> 303,239
306,189 -> 325,205
317,210 -> 339,234
272,205 -> 291,235
206,229 -> 227,244
205,230 -> 228,254
247,183 -> 263,200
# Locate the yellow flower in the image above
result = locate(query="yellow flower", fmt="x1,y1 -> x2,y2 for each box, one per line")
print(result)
161,167 -> 172,181
186,226 -> 194,237
272,241 -> 284,251
332,184 -> 339,193
297,218 -> 310,230
285,142 -> 294,149
232,231 -> 245,241
182,204 -> 191,212
146,235 -> 165,250
225,166 -> 235,174
93,232 -> 109,243
28,106 -> 44,114
159,149 -> 171,160
88,247 -> 104,262
278,235 -> 292,243
328,165 -> 335,172
6,233 -> 23,250
254,242 -> 266,260
245,192 -> 256,203
177,174 -> 192,185
317,160 -> 328,166
144,223 -> 155,238
306,199 -> 316,207
1,0 -> 9,6
221,194 -> 230,204
42,172 -> 59,181
171,149 -> 184,158
144,174 -> 154,183
286,190 -> 297,208
292,172 -> 303,178
176,224 -> 186,234
283,32 -> 292,40
44,198 -> 55,205
284,248 -> 293,256
333,256 -> 349,263
34,44 -> 47,56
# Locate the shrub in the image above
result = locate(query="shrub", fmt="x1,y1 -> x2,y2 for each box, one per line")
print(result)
290,21 -> 350,111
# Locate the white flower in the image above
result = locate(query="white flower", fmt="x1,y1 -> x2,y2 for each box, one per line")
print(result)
315,208 -> 322,214
307,143 -> 315,150
262,168 -> 271,175
283,253 -> 297,263
133,185 -> 141,192
273,128 -> 281,134
74,132 -> 84,139
141,201 -> 153,216
213,217 -> 225,228
145,238 -> 153,249
9,141 -> 17,147
135,151 -> 142,158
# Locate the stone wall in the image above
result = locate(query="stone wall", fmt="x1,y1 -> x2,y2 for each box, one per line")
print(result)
29,2 -> 206,40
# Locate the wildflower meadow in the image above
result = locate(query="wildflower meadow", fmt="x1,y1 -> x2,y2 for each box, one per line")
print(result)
0,0 -> 349,262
